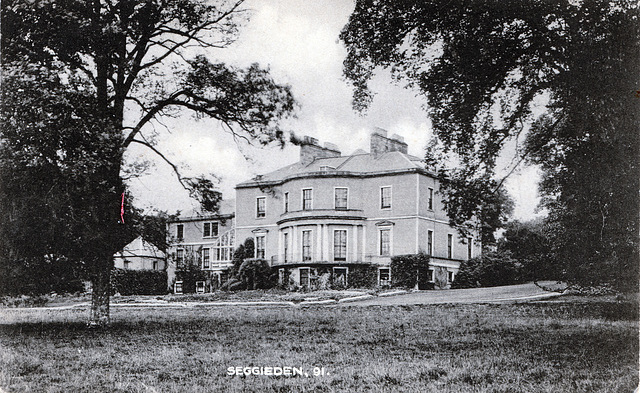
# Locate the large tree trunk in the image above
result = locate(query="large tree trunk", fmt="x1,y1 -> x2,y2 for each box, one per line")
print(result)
89,257 -> 112,327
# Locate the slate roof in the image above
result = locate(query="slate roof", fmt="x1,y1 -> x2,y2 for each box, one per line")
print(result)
173,199 -> 235,222
114,236 -> 165,259
237,151 -> 430,188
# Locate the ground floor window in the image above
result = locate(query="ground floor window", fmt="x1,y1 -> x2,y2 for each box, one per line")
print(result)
196,281 -> 205,293
153,260 -> 158,270
448,271 -> 455,283
202,248 -> 210,269
255,235 -> 266,259
379,268 -> 391,287
333,230 -> 347,261
302,230 -> 312,261
174,281 -> 183,294
300,267 -> 310,287
176,249 -> 184,268
379,228 -> 391,256
428,269 -> 434,282
333,267 -> 348,287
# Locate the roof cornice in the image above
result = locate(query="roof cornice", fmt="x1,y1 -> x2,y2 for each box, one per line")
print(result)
236,167 -> 436,189
169,213 -> 235,223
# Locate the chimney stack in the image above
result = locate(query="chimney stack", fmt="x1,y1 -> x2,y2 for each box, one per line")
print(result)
300,135 -> 341,165
370,128 -> 408,157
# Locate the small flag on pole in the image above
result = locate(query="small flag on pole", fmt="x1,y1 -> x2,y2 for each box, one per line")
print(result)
120,192 -> 125,223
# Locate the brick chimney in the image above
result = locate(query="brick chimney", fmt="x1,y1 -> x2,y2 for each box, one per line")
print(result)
300,136 -> 341,165
370,128 -> 408,157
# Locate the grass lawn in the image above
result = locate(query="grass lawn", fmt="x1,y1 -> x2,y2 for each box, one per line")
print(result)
0,299 -> 637,392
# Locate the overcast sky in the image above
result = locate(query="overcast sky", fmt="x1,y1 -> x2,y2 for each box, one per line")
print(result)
126,0 -> 544,220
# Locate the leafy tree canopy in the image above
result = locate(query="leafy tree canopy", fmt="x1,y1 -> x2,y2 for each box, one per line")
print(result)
341,0 -> 639,290
1,0 -> 297,324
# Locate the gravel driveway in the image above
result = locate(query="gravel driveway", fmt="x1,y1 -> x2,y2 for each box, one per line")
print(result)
341,282 -> 563,306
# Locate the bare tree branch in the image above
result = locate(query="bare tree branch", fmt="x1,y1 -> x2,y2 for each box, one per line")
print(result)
129,138 -> 189,191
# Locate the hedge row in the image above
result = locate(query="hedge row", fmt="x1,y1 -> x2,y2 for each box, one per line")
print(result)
0,257 -> 85,296
111,268 -> 167,295
451,251 -> 522,289
347,265 -> 379,288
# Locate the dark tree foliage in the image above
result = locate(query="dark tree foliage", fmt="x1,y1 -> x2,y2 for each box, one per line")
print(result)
237,258 -> 272,290
479,187 -> 514,249
1,0 -> 296,325
230,237 -> 255,277
138,210 -> 179,252
451,251 -> 521,289
0,256 -> 86,296
498,219 -> 558,281
341,0 -> 639,291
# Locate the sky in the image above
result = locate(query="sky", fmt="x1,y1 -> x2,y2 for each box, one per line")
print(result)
126,0 -> 544,220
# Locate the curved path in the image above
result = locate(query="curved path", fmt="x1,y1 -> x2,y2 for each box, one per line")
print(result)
340,282 -> 563,306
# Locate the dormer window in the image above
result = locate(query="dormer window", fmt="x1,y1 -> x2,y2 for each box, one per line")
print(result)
319,165 -> 335,172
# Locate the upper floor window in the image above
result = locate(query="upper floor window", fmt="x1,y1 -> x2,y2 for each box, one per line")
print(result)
428,188 -> 434,210
427,230 -> 434,255
302,230 -> 312,261
176,224 -> 184,239
256,197 -> 266,218
203,222 -> 218,237
447,234 -> 453,259
333,229 -> 347,261
202,248 -> 210,269
467,237 -> 473,260
380,186 -> 392,209
302,188 -> 313,210
334,188 -> 348,210
284,192 -> 289,213
255,235 -> 266,259
379,228 -> 391,256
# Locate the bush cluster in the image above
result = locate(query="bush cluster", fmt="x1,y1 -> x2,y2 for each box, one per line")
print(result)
237,258 -> 273,290
111,268 -> 167,295
451,251 -> 522,289
390,253 -> 431,289
0,256 -> 85,296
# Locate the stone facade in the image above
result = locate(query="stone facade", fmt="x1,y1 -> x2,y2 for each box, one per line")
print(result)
234,129 -> 480,289
166,212 -> 235,293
